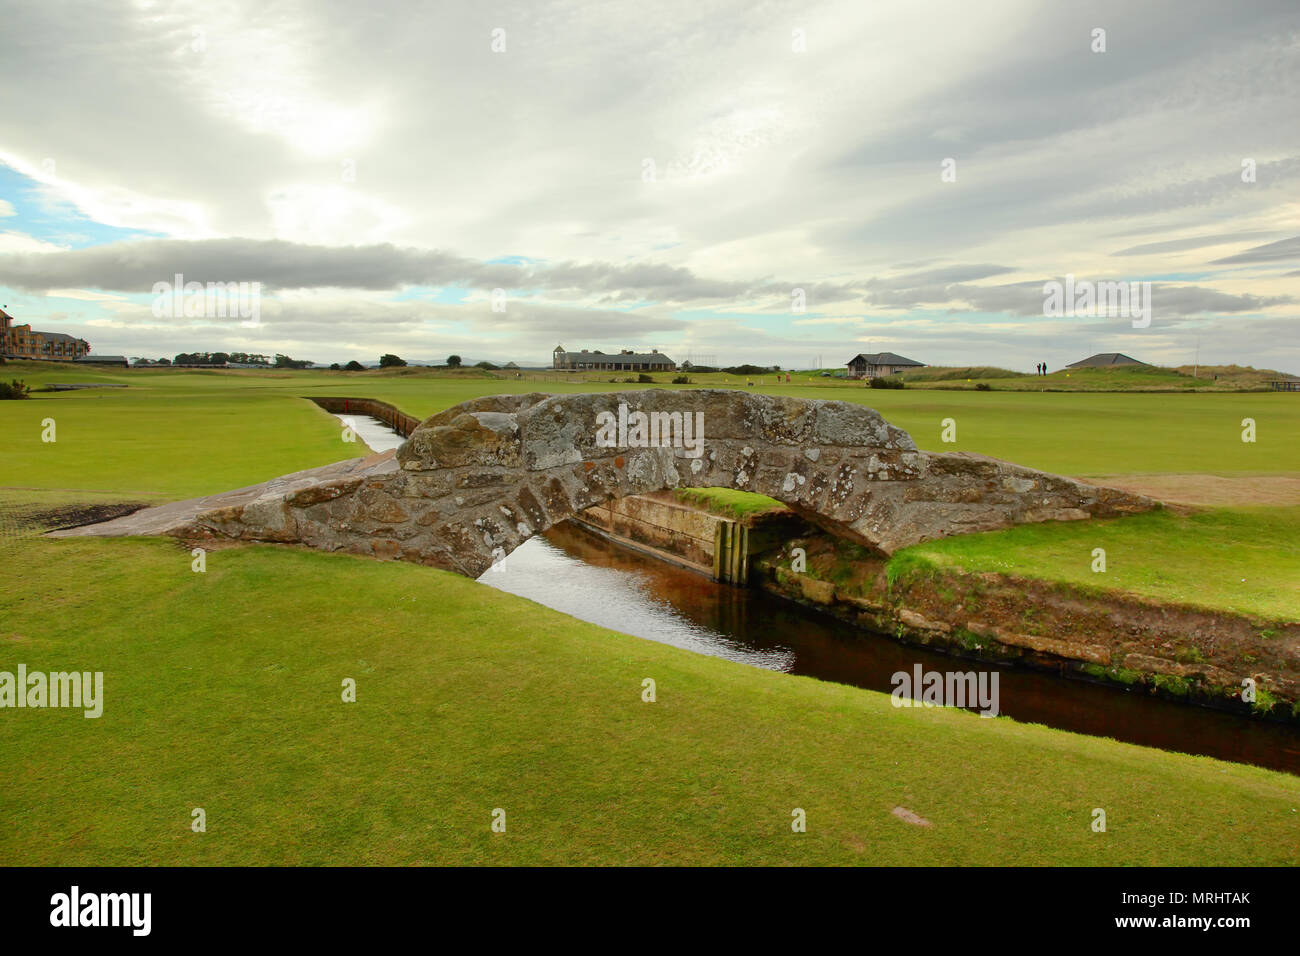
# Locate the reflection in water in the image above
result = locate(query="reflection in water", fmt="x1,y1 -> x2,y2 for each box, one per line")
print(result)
329,412 -> 406,454
480,522 -> 796,670
485,522 -> 1300,776
342,412 -> 1300,775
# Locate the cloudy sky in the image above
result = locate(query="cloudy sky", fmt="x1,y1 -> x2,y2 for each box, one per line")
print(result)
0,0 -> 1297,370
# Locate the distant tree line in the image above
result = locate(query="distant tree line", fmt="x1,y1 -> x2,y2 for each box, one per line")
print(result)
324,355 -> 499,372
171,352 -> 312,368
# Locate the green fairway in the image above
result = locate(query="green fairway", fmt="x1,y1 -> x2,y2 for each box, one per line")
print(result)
5,362 -> 1298,481
3,362 -> 1300,865
0,380 -> 349,498
3,362 -> 1296,620
1,533 -> 1297,866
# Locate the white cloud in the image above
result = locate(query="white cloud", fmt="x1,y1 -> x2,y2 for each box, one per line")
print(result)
0,0 -> 1296,369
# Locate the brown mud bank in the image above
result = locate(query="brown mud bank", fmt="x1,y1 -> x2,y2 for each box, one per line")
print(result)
752,532 -> 1300,723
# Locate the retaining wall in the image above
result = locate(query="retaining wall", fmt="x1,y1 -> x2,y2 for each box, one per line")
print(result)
305,396 -> 422,437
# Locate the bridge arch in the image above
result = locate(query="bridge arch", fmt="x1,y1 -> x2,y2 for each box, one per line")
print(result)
170,389 -> 1154,578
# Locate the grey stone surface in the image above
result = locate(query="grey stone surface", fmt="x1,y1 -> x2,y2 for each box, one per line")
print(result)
52,390 -> 1157,576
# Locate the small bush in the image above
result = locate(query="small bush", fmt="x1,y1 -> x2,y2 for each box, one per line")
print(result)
869,376 -> 904,389
671,375 -> 690,384
637,373 -> 654,383
975,382 -> 992,391
0,379 -> 30,400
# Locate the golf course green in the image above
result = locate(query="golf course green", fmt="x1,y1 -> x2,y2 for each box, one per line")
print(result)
1,362 -> 1297,865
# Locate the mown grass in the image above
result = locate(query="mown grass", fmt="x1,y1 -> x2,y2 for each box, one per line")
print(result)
1,535 -> 1298,866
898,364 -> 1291,392
3,362 -> 1296,619
895,507 -> 1300,622
2,362 -> 1300,865
3,363 -> 1297,618
5,361 -> 1296,478
1,374 -> 350,497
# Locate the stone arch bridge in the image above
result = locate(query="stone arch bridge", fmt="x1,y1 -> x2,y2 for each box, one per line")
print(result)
55,390 -> 1155,576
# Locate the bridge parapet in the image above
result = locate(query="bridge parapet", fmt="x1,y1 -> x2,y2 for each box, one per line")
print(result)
52,389 -> 1158,578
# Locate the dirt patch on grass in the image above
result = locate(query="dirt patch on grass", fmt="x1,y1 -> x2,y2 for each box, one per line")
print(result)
0,500 -> 150,540
1084,474 -> 1300,507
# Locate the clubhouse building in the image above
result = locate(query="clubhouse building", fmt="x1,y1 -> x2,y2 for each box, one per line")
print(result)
553,345 -> 677,372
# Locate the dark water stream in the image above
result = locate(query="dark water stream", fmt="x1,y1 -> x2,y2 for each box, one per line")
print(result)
347,413 -> 1300,775
486,522 -> 1300,776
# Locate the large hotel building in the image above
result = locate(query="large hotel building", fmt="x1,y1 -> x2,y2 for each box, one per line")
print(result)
0,307 -> 91,361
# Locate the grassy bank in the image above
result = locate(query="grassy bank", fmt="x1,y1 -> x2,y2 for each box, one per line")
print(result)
2,532 -> 1298,866
896,507 -> 1300,622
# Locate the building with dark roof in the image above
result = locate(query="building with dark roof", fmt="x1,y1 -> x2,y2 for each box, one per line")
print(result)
75,355 -> 129,367
846,351 -> 925,379
1065,352 -> 1148,369
553,345 -> 676,372
1,307 -> 91,361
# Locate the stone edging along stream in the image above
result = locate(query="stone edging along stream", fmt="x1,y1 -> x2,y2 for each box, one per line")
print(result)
749,537 -> 1300,723
304,396 -> 422,437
